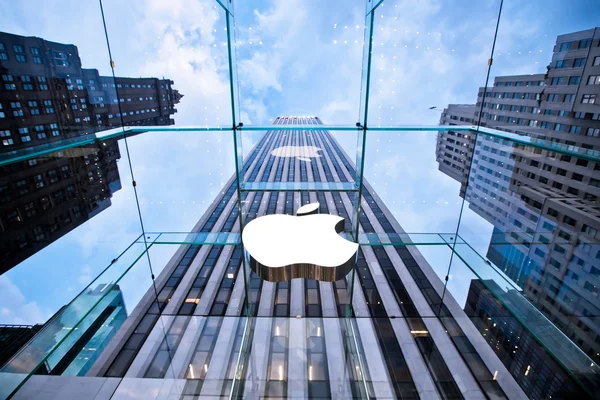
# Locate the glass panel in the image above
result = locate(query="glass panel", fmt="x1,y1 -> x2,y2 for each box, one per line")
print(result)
363,130 -> 465,236
448,255 -> 595,398
447,7 -> 600,390
0,1 -> 155,397
100,0 -> 231,128
233,2 -> 364,125
367,0 -> 501,127
0,242 -> 156,398
124,130 -> 235,232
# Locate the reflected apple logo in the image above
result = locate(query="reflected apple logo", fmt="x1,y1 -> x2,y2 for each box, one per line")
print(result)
242,202 -> 358,282
270,145 -> 322,162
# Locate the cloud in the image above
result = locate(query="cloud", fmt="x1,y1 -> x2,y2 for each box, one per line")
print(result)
239,52 -> 283,93
78,265 -> 93,286
0,276 -> 50,325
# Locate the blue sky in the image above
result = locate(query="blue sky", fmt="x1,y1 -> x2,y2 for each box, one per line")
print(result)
0,0 -> 598,324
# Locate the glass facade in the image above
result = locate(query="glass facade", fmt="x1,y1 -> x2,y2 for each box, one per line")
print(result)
0,1 -> 598,399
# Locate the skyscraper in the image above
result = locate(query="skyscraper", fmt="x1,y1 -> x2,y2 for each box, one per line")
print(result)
436,27 -> 600,396
12,117 -> 595,399
0,31 -> 183,274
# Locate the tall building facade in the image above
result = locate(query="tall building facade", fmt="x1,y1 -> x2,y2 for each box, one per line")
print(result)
436,27 -> 600,395
11,117 -> 597,399
0,31 -> 183,274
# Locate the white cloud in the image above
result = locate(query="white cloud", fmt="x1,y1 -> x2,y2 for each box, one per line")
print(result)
239,52 -> 283,93
0,276 -> 50,325
78,265 -> 93,286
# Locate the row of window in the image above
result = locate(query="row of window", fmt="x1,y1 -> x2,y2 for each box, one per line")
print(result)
115,82 -> 156,89
557,38 -> 595,52
550,75 -> 600,86
1,128 -> 61,147
555,57 -> 592,69
494,80 -> 544,87
547,93 -> 597,104
2,74 -> 50,91
486,91 -> 541,100
2,73 -> 158,92
0,100 -> 54,118
480,105 -> 600,123
483,114 -> 600,136
550,76 -> 581,85
0,42 -> 69,65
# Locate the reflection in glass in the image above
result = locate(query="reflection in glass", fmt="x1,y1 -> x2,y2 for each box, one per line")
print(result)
0,30 -> 182,275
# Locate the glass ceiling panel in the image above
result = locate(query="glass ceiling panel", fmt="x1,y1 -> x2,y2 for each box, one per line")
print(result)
367,0 -> 501,127
101,0 -> 232,128
233,0 -> 365,125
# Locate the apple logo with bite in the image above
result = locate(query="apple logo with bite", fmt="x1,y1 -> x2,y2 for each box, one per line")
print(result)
242,202 -> 358,282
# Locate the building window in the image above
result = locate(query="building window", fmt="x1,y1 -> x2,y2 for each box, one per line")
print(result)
563,215 -> 576,226
547,94 -> 560,102
2,74 -> 14,82
30,47 -> 40,55
553,123 -> 563,131
582,94 -> 597,104
13,44 -> 24,53
568,76 -> 580,85
32,56 -> 42,64
564,94 -> 576,103
583,224 -> 598,237
551,77 -> 565,85
593,56 -> 600,66
583,282 -> 598,296
21,135 -> 31,142
573,58 -> 586,67
579,38 -> 592,49
587,127 -> 599,137
558,110 -> 568,117
569,125 -> 581,134
588,75 -> 600,85
15,54 -> 26,62
0,52 -> 7,60
559,42 -> 571,52
23,84 -> 33,90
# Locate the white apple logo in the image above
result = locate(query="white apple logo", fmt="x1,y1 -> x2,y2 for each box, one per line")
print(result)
242,202 -> 358,282
270,145 -> 322,160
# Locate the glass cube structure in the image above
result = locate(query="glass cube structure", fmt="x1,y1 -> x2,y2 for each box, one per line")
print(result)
0,1 -> 599,399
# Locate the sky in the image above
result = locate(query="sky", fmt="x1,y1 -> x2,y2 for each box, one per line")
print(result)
0,0 -> 599,325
